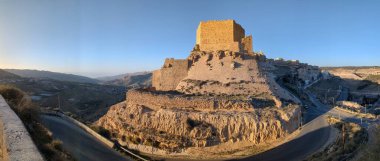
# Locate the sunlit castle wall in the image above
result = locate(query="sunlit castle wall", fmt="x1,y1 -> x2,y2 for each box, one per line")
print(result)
196,20 -> 252,52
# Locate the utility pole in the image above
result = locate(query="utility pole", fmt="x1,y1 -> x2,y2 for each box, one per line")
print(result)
325,89 -> 330,104
338,104 -> 341,120
299,111 -> 303,128
332,97 -> 335,106
58,94 -> 61,109
342,124 -> 345,151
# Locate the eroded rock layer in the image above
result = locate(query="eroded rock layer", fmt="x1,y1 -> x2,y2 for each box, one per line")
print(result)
97,92 -> 301,153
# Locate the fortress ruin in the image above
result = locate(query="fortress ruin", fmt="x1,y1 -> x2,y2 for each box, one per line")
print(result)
153,20 -> 256,92
196,20 -> 253,53
97,20 -> 321,159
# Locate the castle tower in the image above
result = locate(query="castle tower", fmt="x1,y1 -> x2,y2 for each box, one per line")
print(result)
195,20 -> 253,53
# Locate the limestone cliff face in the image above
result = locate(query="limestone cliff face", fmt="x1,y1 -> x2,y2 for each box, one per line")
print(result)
96,90 -> 301,153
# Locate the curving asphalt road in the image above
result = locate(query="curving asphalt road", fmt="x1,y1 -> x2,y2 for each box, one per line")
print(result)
230,86 -> 374,161
307,91 -> 375,127
230,96 -> 333,161
40,115 -> 131,161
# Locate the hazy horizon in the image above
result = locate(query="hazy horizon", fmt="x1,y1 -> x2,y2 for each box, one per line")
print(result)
0,67 -> 153,78
1,0 -> 379,77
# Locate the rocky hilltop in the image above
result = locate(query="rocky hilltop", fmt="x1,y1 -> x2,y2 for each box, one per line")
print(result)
97,20 -> 320,158
322,66 -> 380,84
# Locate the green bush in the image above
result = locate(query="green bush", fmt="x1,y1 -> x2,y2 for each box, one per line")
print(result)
358,126 -> 380,161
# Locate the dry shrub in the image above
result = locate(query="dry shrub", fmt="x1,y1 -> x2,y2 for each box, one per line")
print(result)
0,85 -> 74,161
358,125 -> 380,161
306,120 -> 367,161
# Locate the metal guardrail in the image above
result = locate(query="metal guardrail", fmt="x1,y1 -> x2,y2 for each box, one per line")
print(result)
40,111 -> 149,161
119,146 -> 149,161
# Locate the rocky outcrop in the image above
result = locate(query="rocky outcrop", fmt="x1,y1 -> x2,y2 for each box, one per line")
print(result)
96,90 -> 301,154
176,51 -> 271,96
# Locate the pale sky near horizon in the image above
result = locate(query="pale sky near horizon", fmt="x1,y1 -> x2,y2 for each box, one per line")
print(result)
1,0 -> 379,77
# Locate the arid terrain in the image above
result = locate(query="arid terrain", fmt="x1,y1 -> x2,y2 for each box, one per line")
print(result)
1,0 -> 380,161
322,66 -> 380,84
0,69 -> 126,122
1,17 -> 379,161
95,20 -> 325,160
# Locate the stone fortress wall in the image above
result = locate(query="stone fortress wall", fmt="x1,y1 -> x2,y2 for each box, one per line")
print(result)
152,20 -> 255,92
176,51 -> 273,97
127,89 -> 255,112
241,35 -> 253,53
266,58 -> 322,85
196,20 -> 252,52
152,58 -> 189,91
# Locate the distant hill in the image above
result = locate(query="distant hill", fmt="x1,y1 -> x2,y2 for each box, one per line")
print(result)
4,69 -> 99,84
96,71 -> 151,81
0,69 -> 21,79
321,66 -> 380,70
322,66 -> 380,83
101,72 -> 152,87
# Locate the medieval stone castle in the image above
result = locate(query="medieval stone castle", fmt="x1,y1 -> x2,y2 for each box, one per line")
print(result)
153,20 -> 258,92
97,20 -> 320,158
196,20 -> 253,53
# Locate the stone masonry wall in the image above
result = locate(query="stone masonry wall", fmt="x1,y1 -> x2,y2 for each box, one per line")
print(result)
241,35 -> 253,53
152,58 -> 189,91
0,95 -> 44,161
196,20 -> 245,52
176,51 -> 273,97
127,89 -> 255,112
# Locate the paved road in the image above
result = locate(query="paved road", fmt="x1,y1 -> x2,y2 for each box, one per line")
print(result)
306,91 -> 375,127
39,90 -> 375,161
40,115 -> 131,161
230,96 -> 332,161
232,80 -> 379,161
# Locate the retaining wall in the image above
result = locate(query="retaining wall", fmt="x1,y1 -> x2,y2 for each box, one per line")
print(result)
0,95 -> 44,161
127,89 -> 255,112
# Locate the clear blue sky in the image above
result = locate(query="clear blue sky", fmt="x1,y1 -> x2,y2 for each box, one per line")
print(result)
0,0 -> 379,77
